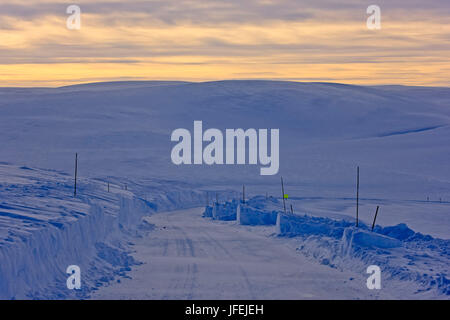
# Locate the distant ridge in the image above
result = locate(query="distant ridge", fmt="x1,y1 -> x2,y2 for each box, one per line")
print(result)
57,80 -> 192,91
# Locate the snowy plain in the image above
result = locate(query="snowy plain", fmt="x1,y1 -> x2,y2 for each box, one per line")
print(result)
0,80 -> 449,299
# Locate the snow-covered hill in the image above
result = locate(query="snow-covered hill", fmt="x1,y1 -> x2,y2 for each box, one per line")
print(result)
1,81 -> 449,233
1,81 -> 449,200
0,81 -> 449,299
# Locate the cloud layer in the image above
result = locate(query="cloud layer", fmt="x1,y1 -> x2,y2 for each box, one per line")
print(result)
0,0 -> 449,86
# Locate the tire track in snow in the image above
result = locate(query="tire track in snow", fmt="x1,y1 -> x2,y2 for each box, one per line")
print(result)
202,229 -> 257,299
91,207 -> 385,300
160,225 -> 197,299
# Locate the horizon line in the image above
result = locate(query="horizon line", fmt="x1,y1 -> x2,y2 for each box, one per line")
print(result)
1,79 -> 449,90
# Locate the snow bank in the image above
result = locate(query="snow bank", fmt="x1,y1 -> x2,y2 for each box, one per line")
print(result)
376,223 -> 416,241
0,193 -> 149,299
212,200 -> 238,221
201,200 -> 238,221
0,164 -> 208,299
203,194 -> 449,296
237,204 -> 278,226
277,212 -> 352,238
341,228 -> 402,253
202,205 -> 213,218
275,211 -> 449,296
202,196 -> 281,224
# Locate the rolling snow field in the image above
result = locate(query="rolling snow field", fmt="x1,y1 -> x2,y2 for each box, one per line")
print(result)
0,81 -> 449,299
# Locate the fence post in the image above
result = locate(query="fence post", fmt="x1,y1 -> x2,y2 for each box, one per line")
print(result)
356,166 -> 359,227
74,153 -> 78,197
281,176 -> 286,214
371,206 -> 380,231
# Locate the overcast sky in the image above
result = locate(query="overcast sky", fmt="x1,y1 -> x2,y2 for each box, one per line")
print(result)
0,0 -> 449,86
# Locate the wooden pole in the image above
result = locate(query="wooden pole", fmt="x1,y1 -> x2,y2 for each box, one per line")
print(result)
290,204 -> 293,214
371,206 -> 380,231
74,153 -> 78,197
107,182 -> 110,193
356,166 -> 359,227
242,185 -> 245,204
281,176 -> 286,214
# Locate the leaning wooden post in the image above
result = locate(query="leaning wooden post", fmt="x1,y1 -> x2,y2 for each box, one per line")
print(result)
281,176 -> 287,214
290,204 -> 294,214
371,206 -> 380,231
356,166 -> 360,227
74,153 -> 78,197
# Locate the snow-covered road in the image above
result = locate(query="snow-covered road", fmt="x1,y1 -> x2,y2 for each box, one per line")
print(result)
91,207 -> 401,300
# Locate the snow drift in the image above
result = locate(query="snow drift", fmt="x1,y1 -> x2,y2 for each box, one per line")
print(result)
202,205 -> 213,218
0,164 -> 207,299
212,200 -> 238,221
276,212 -> 450,296
201,194 -> 449,296
202,196 -> 280,225
237,204 -> 278,226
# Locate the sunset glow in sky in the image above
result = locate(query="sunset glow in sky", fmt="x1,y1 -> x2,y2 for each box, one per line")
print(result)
0,0 -> 449,87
